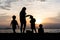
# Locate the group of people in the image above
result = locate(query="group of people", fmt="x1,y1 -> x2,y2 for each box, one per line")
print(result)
10,7 -> 44,33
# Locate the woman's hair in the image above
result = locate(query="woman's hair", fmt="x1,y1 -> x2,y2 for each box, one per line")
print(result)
22,7 -> 26,10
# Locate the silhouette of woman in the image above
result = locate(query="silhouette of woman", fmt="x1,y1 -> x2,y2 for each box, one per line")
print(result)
20,7 -> 27,33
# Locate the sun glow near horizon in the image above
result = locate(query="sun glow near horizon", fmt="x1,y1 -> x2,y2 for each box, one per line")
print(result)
35,19 -> 43,24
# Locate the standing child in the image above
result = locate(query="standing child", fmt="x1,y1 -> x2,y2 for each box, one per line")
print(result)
30,15 -> 37,33
10,15 -> 19,33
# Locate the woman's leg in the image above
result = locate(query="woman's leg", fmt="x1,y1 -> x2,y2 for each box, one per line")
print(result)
20,22 -> 23,33
23,21 -> 26,33
34,28 -> 37,33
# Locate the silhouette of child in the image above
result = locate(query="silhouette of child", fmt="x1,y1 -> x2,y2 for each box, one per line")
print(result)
30,15 -> 37,33
10,15 -> 19,33
38,24 -> 44,34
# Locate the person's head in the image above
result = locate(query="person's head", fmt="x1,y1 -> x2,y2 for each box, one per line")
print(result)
39,24 -> 43,28
22,7 -> 26,11
12,15 -> 16,20
30,15 -> 33,19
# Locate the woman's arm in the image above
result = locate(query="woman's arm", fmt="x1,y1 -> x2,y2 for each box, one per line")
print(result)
26,15 -> 32,17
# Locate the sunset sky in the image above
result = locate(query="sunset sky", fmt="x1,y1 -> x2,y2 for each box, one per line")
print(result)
0,0 -> 60,28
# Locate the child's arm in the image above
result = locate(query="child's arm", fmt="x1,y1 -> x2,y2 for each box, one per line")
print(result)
16,21 -> 19,29
17,24 -> 19,29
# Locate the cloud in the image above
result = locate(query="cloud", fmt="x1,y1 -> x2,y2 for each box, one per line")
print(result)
26,0 -> 45,1
0,6 -> 10,10
5,0 -> 18,7
43,13 -> 60,23
0,13 -> 7,16
0,0 -> 18,10
42,13 -> 60,29
40,0 -> 46,2
43,23 -> 60,29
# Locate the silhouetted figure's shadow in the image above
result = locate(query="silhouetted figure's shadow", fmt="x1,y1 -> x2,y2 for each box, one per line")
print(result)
38,24 -> 44,34
20,7 -> 27,33
10,15 -> 19,33
30,15 -> 37,33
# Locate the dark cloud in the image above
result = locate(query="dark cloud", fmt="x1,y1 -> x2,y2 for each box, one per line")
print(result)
43,13 -> 60,29
43,23 -> 60,29
0,0 -> 46,10
0,0 -> 18,10
43,13 -> 60,23
40,0 -> 46,2
5,0 -> 18,7
26,0 -> 46,2
0,6 -> 10,10
0,2 -> 2,4
51,14 -> 60,22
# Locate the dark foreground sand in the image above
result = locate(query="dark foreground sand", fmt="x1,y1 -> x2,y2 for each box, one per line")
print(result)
0,33 -> 60,40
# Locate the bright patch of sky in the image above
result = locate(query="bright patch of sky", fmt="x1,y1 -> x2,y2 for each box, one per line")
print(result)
0,0 -> 60,26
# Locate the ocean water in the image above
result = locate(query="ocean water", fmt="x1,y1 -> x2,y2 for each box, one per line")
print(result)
0,28 -> 60,33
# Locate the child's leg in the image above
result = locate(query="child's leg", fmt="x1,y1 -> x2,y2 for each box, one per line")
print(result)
13,28 -> 16,33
